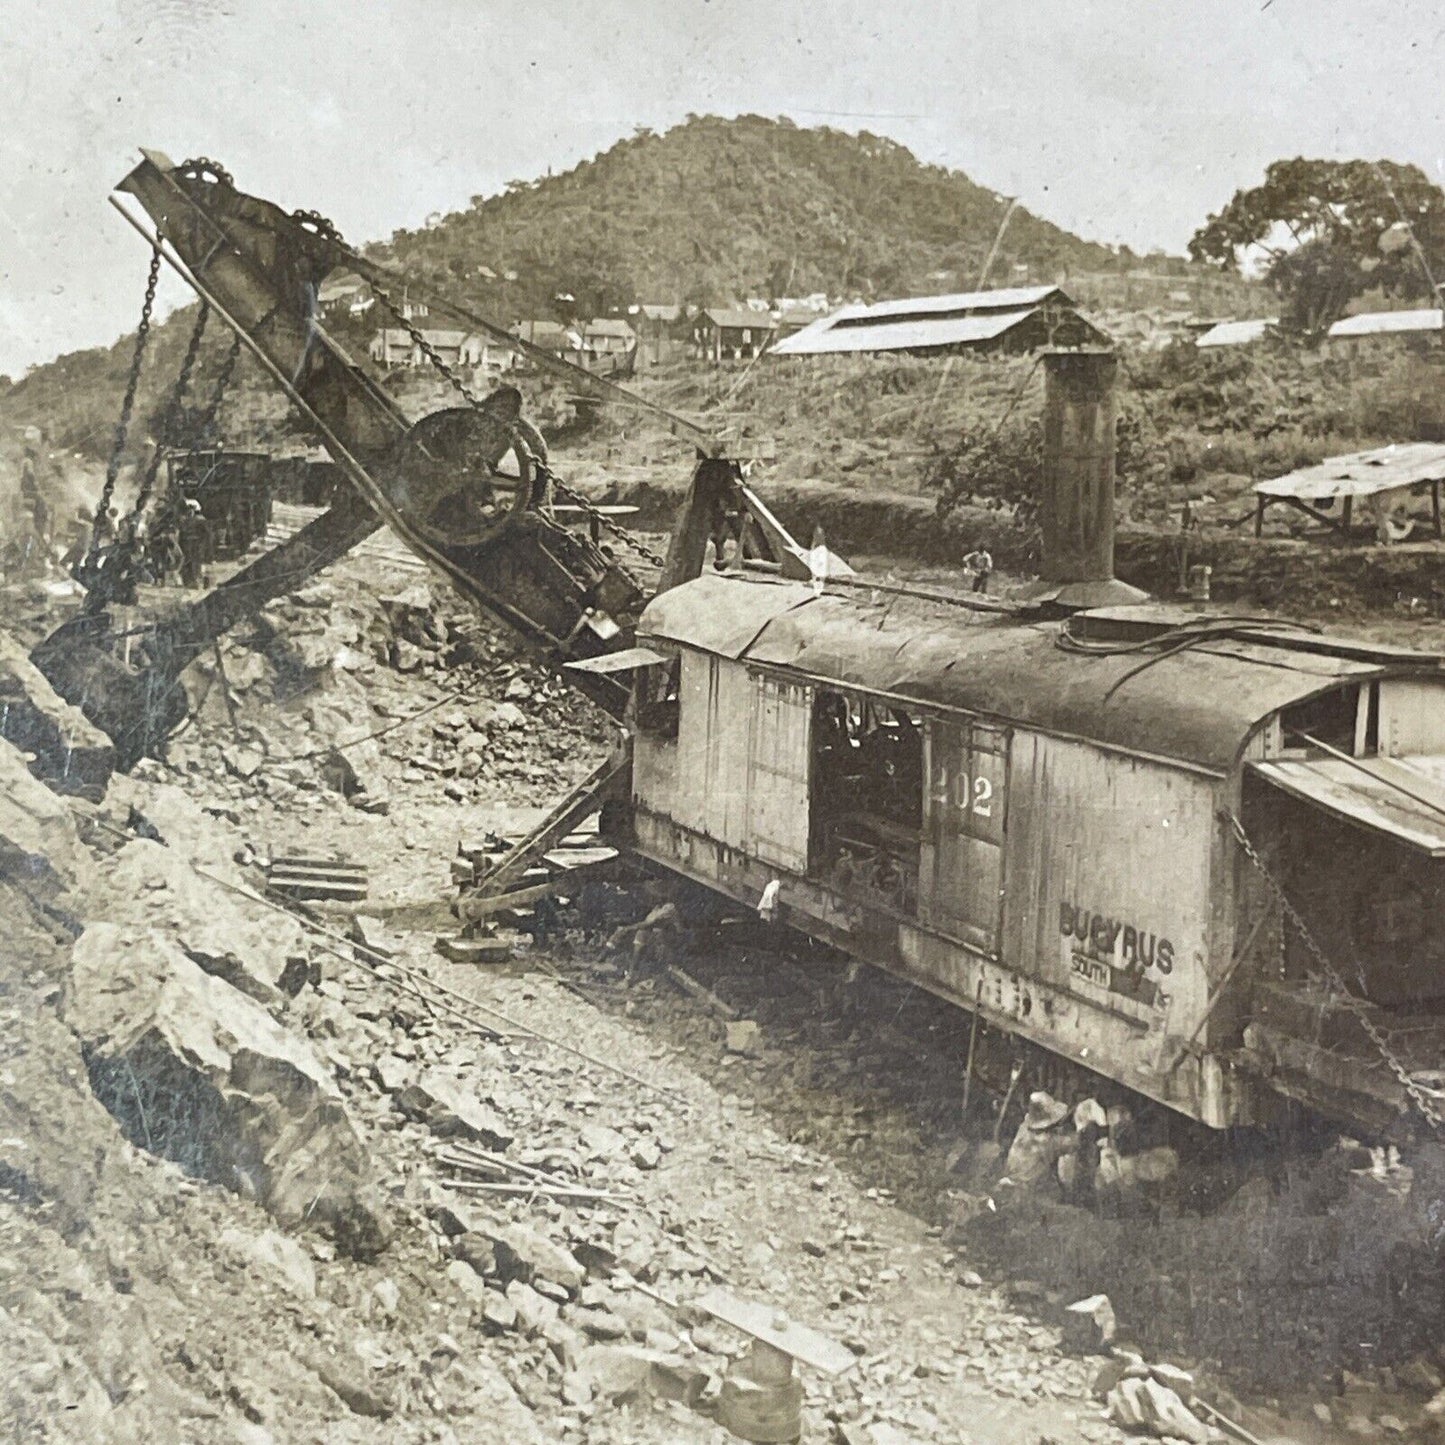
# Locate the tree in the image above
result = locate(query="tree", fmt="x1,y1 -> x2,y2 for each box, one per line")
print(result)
1189,159 -> 1445,336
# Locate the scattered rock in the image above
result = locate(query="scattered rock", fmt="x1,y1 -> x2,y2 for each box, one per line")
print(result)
445,1257 -> 491,1304
482,1294 -> 518,1334
1061,1294 -> 1116,1354
578,1344 -> 662,1404
395,1068 -> 513,1148
220,744 -> 264,781
572,1305 -> 629,1341
630,1136 -> 662,1171
309,1353 -> 395,1420
371,1053 -> 410,1094
486,1222 -> 586,1292
0,635 -> 114,798
452,1235 -> 497,1278
1107,1375 -> 1210,1443
220,1227 -> 317,1300
505,1280 -> 560,1335
426,1185 -> 485,1238
724,1019 -> 761,1056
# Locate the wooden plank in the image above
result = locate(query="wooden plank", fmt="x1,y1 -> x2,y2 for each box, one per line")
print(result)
542,846 -> 618,870
693,1288 -> 854,1375
457,880 -> 562,922
436,934 -> 513,963
474,753 -> 628,897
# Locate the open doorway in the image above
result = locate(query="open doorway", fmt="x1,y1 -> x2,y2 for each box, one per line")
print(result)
809,688 -> 923,914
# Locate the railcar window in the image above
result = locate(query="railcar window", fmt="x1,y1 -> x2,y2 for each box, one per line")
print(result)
809,688 -> 923,914
1281,685 -> 1361,755
634,657 -> 681,740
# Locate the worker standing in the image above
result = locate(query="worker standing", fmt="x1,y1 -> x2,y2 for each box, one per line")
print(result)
962,545 -> 994,594
177,499 -> 211,588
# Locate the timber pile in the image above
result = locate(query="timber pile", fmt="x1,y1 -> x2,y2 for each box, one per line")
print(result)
444,800 -> 622,960
267,853 -> 369,902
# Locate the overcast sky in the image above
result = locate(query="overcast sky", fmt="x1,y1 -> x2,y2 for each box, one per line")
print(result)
3,0 -> 1442,377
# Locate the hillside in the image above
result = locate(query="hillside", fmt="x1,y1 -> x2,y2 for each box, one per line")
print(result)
0,114 -> 1138,478
369,113 -> 1132,320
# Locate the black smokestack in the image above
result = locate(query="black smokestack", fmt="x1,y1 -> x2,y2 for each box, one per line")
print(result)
1029,349 -> 1147,609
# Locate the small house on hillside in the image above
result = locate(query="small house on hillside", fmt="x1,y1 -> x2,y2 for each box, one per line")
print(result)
631,304 -> 692,340
1195,317 -> 1278,349
773,305 -> 822,339
583,318 -> 637,356
369,328 -> 509,370
511,320 -> 585,357
769,286 -> 1104,358
1326,308 -> 1443,343
695,308 -> 778,363
318,273 -> 370,316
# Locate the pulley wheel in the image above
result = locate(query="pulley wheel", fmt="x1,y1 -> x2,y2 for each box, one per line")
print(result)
382,387 -> 537,547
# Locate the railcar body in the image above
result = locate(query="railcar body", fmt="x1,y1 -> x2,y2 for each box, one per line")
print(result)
619,573 -> 1445,1133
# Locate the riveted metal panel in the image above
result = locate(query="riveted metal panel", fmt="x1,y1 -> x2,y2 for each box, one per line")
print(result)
747,672 -> 813,871
1002,731 -> 1218,1047
922,719 -> 1009,955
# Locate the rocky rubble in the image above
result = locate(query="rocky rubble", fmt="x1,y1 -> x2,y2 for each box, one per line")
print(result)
8,546 -> 1445,1443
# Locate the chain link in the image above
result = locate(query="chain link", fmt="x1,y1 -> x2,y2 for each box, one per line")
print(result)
88,244 -> 161,568
131,302 -> 210,519
82,301 -> 212,612
1226,810 -> 1444,1133
549,473 -> 667,569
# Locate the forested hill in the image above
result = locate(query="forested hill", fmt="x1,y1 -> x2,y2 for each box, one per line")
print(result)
373,114 -> 1130,317
0,115 -> 1129,458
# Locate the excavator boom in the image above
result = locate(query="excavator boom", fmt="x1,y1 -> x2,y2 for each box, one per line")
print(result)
35,153 -> 655,760
31,152 -> 820,769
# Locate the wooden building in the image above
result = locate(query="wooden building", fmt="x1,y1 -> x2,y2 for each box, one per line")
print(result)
694,308 -> 778,363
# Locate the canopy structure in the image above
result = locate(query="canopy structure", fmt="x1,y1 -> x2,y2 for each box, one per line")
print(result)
1327,308 -> 1443,340
1250,755 -> 1445,855
1195,318 -> 1277,348
1253,442 -> 1445,542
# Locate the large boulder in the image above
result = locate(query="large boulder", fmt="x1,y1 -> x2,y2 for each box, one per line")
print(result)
0,634 -> 114,799
102,773 -> 249,888
0,736 -> 94,912
65,923 -> 389,1256
88,838 -> 306,1006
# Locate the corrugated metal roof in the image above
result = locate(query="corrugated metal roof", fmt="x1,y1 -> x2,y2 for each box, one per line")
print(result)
772,308 -> 1036,356
1255,442 -> 1445,501
640,574 -> 1440,771
1195,318 -> 1277,347
1250,757 -> 1445,855
585,318 -> 636,338
1327,308 -> 1443,339
851,286 -> 1066,319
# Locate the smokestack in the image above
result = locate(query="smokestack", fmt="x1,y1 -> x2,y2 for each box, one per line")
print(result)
1026,349 -> 1147,609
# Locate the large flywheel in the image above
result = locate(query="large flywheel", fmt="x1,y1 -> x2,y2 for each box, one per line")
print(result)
380,386 -> 549,548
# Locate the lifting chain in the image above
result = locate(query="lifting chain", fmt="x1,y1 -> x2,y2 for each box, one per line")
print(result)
88,243 -> 161,569
1225,809 -> 1445,1135
130,301 -> 211,520
82,301 -> 212,613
